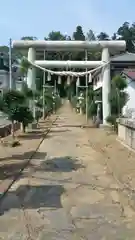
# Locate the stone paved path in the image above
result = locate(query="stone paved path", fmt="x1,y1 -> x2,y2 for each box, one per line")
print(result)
0,101 -> 135,239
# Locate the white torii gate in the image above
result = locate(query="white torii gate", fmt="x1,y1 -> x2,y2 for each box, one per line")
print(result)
13,40 -> 126,125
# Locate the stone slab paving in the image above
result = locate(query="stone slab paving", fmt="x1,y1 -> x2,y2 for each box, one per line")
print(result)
0,101 -> 135,239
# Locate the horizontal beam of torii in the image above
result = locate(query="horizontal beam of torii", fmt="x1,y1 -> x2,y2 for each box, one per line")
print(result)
12,40 -> 126,52
34,60 -> 102,69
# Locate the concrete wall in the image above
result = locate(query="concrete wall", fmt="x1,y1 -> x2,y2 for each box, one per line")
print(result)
118,118 -> 135,150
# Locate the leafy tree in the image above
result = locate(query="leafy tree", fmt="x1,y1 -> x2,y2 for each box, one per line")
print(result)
0,90 -> 33,138
73,26 -> 85,40
44,31 -> 72,65
72,26 -> 86,62
97,32 -> 109,41
1,90 -> 25,107
109,75 -> 128,116
111,75 -> 127,91
45,31 -> 66,41
86,30 -> 96,41
107,75 -> 129,130
111,33 -> 117,40
13,105 -> 33,133
19,57 -> 31,77
21,36 -> 37,40
35,110 -> 42,125
117,22 -> 135,52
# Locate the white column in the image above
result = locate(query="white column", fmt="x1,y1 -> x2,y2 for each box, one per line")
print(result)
27,48 -> 36,120
27,48 -> 36,90
43,50 -> 46,119
102,48 -> 111,125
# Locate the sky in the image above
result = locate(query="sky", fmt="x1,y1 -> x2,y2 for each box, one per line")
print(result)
0,0 -> 135,46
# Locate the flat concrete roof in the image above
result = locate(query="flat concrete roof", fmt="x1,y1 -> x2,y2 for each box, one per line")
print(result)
13,40 -> 126,52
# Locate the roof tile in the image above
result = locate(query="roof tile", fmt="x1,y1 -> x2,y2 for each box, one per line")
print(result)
123,69 -> 135,80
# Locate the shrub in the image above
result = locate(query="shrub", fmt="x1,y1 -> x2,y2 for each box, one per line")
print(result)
106,115 -> 118,132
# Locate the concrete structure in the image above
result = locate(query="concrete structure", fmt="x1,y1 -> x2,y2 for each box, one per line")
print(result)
13,40 -> 126,124
121,70 -> 135,117
12,40 -> 126,51
34,60 -> 102,69
118,118 -> 135,150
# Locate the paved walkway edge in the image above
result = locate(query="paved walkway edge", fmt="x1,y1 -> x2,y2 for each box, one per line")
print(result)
0,116 -> 58,204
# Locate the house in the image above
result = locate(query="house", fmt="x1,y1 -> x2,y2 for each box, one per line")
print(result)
0,53 -> 25,93
0,70 -> 10,95
121,70 -> 135,117
0,53 -> 10,95
93,52 -> 135,91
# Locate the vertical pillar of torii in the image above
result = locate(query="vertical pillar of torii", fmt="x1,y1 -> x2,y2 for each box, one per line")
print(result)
27,48 -> 36,90
102,48 -> 111,125
27,48 -> 36,119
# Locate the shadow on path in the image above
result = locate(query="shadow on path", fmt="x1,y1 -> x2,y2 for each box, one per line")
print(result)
0,152 -> 47,180
0,151 -> 47,162
0,151 -> 83,180
31,156 -> 84,173
0,184 -> 65,215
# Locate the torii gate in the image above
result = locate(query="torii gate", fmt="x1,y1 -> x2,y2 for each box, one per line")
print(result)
13,40 -> 126,125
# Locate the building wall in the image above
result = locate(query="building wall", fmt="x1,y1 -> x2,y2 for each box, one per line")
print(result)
92,72 -> 135,117
122,77 -> 135,116
0,70 -> 9,93
93,64 -> 135,91
0,69 -> 20,94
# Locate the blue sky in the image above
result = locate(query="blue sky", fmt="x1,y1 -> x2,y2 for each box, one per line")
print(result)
1,0 -> 135,45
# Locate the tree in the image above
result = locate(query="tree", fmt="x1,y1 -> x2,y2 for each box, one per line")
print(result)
73,26 -> 85,41
107,75 -> 128,129
97,32 -> 109,41
117,22 -> 135,52
15,105 -> 33,132
19,57 -> 31,77
45,31 -> 66,41
111,33 -> 117,40
86,30 -> 96,41
44,31 -> 71,63
0,90 -> 29,138
72,26 -> 85,61
109,75 -> 128,116
21,36 -> 37,40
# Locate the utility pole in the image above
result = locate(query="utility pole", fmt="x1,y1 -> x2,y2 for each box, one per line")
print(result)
9,38 -> 12,89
